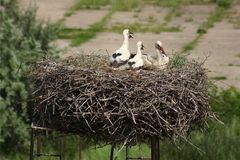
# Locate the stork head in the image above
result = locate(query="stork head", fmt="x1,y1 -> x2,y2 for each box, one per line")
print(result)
155,41 -> 166,55
137,41 -> 144,50
123,29 -> 134,39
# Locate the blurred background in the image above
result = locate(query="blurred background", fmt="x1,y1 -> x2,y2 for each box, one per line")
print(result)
1,0 -> 240,159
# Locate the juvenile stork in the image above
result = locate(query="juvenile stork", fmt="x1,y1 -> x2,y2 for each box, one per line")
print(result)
127,41 -> 145,69
109,29 -> 134,68
148,41 -> 169,69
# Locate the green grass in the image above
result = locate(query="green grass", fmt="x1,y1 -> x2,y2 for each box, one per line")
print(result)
160,117 -> 240,160
164,8 -> 179,23
210,76 -> 227,80
111,0 -> 140,11
161,2 -> 183,26
181,35 -> 201,52
59,11 -> 113,46
73,0 -> 110,9
185,17 -> 194,22
197,7 -> 226,34
228,64 -> 240,67
155,0 -> 215,7
181,1 -> 232,53
170,53 -> 188,68
66,0 -> 140,15
227,13 -> 240,29
236,54 -> 240,58
107,23 -> 181,33
229,17 -> 240,29
217,0 -> 233,9
65,0 -> 110,17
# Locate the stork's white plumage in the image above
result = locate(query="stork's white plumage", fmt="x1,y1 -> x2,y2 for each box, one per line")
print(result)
109,29 -> 133,67
142,53 -> 154,67
148,41 -> 169,69
127,41 -> 145,69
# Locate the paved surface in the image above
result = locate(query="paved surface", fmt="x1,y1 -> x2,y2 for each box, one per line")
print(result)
107,6 -> 169,27
20,0 -> 75,22
190,20 -> 240,88
65,9 -> 109,29
19,1 -> 240,88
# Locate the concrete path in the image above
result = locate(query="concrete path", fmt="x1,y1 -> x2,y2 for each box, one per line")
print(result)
19,0 -> 240,88
190,20 -> 240,88
65,9 -> 109,29
20,0 -> 75,22
68,5 -> 215,56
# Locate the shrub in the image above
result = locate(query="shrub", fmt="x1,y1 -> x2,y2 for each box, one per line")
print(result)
0,0 -> 60,153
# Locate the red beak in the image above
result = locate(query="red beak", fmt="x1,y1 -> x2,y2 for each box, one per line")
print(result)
160,46 -> 166,55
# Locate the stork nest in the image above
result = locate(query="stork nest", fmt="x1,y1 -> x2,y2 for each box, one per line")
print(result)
31,55 -> 214,146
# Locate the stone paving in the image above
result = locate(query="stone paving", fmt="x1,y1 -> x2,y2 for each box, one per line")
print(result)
20,0 -> 240,88
65,9 -> 109,29
190,20 -> 240,88
20,0 -> 75,22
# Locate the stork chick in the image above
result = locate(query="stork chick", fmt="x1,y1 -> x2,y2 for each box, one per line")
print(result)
148,41 -> 169,69
127,41 -> 145,69
109,29 -> 134,68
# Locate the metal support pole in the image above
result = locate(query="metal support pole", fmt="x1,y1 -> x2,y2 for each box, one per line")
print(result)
126,146 -> 129,160
151,136 -> 159,160
29,128 -> 34,160
59,137 -> 65,160
37,135 -> 42,155
110,144 -> 115,160
79,136 -> 83,160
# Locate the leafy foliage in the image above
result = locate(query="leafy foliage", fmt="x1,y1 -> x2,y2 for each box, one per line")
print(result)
210,87 -> 240,119
0,0 -> 60,153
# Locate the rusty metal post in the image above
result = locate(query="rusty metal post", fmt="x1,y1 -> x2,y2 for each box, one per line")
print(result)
110,144 -> 115,160
151,136 -> 159,160
29,128 -> 34,160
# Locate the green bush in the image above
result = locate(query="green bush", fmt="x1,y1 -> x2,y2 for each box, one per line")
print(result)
0,0 -> 60,154
210,87 -> 240,120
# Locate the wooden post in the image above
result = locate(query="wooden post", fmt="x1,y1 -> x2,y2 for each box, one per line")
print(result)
151,136 -> 160,160
110,144 -> 115,160
29,128 -> 34,160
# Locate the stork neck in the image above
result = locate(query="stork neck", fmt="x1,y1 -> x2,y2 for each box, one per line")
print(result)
137,47 -> 142,56
122,35 -> 129,48
156,49 -> 161,60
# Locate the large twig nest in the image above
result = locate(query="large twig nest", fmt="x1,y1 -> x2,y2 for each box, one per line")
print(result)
31,55 -> 214,146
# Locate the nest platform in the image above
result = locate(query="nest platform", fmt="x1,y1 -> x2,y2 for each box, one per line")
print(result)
31,55 -> 213,146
